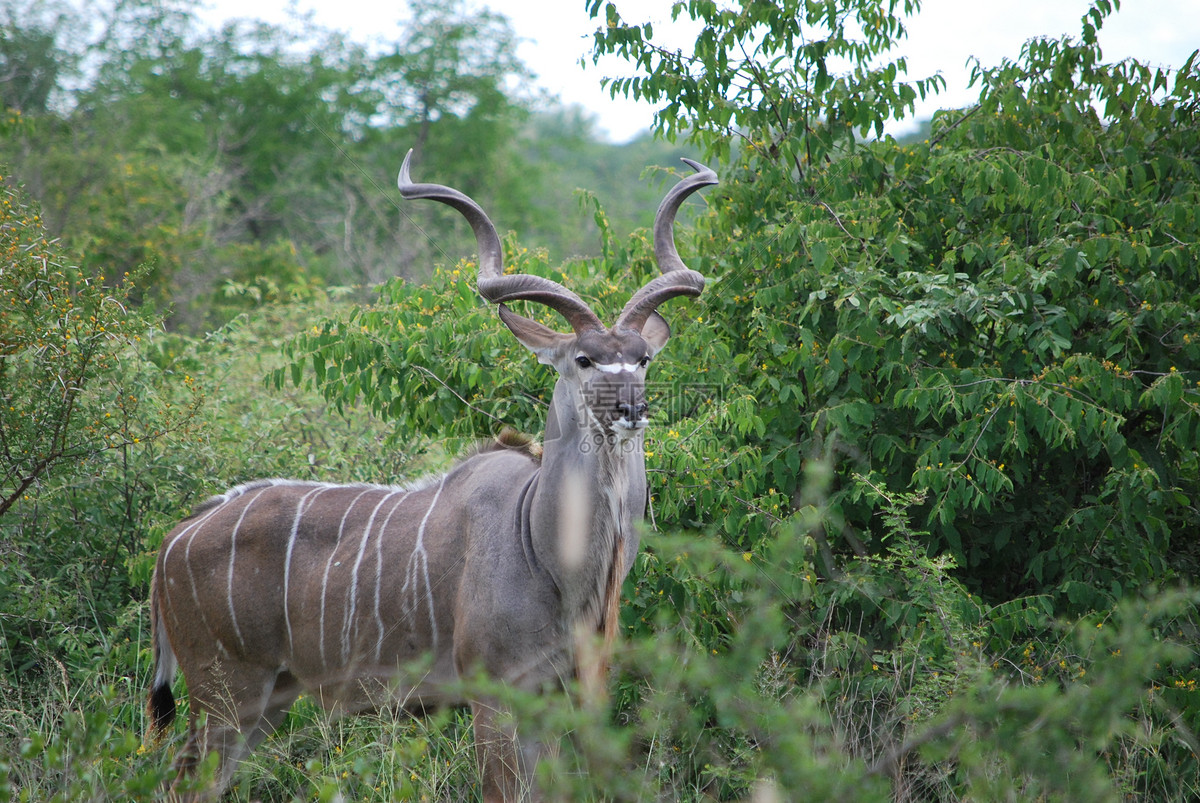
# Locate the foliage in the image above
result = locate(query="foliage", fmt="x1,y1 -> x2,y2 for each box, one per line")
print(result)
277,249 -> 573,451
2,0 -> 1199,800
0,0 -> 548,328
0,0 -> 75,114
0,611 -> 173,802
587,0 -> 1200,613
520,110 -> 702,260
589,0 -> 945,179
0,174 -> 188,517
1,0 -> 695,332
0,173 -> 199,692
558,485 -> 1199,802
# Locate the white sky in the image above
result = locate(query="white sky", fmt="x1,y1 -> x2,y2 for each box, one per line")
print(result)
199,0 -> 1200,142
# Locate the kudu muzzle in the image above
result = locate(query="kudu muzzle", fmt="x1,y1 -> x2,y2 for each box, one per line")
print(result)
586,373 -> 649,432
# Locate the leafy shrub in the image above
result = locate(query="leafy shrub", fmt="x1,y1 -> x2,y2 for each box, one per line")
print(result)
592,0 -> 1200,613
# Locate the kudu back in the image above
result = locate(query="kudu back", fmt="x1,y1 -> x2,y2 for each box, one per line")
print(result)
147,152 -> 716,802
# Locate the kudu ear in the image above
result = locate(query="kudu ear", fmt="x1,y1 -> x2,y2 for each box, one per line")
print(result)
642,311 -> 671,356
497,304 -> 574,365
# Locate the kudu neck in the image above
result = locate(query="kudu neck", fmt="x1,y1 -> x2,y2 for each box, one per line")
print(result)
532,377 -> 645,626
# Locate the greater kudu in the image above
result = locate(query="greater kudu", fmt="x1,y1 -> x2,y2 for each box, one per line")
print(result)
147,152 -> 716,801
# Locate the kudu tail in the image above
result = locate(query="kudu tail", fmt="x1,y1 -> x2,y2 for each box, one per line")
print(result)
146,571 -> 178,736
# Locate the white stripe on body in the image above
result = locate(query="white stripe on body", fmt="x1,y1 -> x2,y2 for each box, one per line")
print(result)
371,492 -> 412,661
284,484 -> 336,657
318,487 -> 376,667
403,476 -> 446,649
341,489 -> 405,663
226,489 -> 271,653
164,485 -> 268,645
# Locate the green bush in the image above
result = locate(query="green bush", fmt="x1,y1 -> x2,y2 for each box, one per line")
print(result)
592,0 -> 1200,613
4,1 -> 1199,799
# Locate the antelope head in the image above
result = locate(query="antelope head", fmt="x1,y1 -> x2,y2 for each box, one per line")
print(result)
397,151 -> 716,453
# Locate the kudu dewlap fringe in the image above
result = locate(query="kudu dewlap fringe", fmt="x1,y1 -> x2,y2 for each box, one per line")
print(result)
148,151 -> 716,803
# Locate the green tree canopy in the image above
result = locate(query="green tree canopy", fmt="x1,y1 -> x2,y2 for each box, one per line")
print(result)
1,0 -> 541,328
585,0 -> 1200,611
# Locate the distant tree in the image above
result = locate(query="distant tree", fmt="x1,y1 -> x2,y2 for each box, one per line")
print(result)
0,0 -> 95,114
0,0 -> 543,326
0,24 -> 61,113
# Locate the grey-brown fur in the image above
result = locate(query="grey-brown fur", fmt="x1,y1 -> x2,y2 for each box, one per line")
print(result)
147,153 -> 716,802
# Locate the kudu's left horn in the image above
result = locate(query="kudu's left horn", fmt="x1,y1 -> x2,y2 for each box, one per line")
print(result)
616,158 -> 716,332
398,149 -> 603,334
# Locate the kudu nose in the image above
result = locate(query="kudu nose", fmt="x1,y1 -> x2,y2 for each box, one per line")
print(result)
616,401 -> 649,421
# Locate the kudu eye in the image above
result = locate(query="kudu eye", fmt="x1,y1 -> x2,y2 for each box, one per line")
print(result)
575,355 -> 592,369
638,355 -> 651,368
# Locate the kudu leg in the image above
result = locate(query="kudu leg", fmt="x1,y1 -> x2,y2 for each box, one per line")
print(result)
471,698 -> 546,803
167,662 -> 300,802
